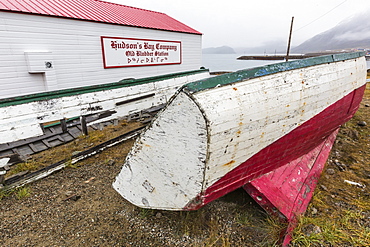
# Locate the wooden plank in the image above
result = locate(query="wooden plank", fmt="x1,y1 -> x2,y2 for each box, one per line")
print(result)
41,139 -> 51,148
60,118 -> 67,132
3,126 -> 145,190
28,143 -> 38,153
80,116 -> 88,136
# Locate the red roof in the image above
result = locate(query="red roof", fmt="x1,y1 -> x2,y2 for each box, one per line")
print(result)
0,0 -> 201,34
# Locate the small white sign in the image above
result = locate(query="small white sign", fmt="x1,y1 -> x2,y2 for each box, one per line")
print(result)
101,36 -> 181,68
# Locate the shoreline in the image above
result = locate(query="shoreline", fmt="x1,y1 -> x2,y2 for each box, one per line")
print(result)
237,54 -> 315,60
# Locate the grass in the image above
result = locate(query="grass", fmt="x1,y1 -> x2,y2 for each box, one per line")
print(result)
236,211 -> 255,225
178,210 -> 209,237
236,210 -> 285,246
16,186 -> 31,200
1,186 -> 31,200
138,208 -> 155,219
6,160 -> 39,177
2,82 -> 368,246
65,158 -> 79,169
0,188 -> 13,200
4,120 -> 142,179
292,209 -> 370,246
291,81 -> 370,246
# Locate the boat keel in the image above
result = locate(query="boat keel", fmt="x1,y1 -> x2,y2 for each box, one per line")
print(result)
243,128 -> 339,246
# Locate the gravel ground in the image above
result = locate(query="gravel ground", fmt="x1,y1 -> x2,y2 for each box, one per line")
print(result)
1,82 -> 369,247
0,135 -> 275,247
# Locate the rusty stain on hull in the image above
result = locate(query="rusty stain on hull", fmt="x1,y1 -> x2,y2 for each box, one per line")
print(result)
222,160 -> 235,167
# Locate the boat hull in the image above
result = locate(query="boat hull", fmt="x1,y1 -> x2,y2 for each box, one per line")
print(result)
113,53 -> 367,212
113,52 -> 367,246
0,70 -> 209,144
187,83 -> 366,209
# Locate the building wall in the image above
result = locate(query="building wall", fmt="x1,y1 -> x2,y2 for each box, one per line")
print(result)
0,11 -> 203,99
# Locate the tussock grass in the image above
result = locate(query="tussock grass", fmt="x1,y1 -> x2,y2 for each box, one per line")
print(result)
0,188 -> 13,200
291,82 -> 370,246
138,208 -> 155,219
292,209 -> 370,246
16,186 -> 31,200
7,160 -> 39,177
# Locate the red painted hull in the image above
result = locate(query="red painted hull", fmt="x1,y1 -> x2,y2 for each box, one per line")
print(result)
185,84 -> 366,210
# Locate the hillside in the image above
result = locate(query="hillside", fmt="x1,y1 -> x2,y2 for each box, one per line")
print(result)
293,10 -> 370,53
202,45 -> 236,54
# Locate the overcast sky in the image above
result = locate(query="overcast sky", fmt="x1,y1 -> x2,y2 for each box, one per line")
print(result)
107,0 -> 369,49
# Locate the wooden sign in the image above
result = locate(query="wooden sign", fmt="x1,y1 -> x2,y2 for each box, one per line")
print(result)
101,36 -> 181,68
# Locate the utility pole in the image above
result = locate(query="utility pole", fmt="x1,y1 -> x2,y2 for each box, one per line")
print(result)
286,16 -> 294,62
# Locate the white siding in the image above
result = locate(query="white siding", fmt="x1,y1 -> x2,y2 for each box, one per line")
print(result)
0,12 -> 202,99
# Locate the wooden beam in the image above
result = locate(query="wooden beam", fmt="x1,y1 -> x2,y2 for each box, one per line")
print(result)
286,16 -> 294,62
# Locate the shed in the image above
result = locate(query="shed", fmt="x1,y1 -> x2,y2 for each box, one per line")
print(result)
0,0 -> 204,99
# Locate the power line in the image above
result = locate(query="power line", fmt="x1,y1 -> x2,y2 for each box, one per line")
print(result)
294,0 -> 349,32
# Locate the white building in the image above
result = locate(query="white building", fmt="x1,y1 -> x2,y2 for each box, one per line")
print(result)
0,0 -> 209,143
0,0 -> 205,99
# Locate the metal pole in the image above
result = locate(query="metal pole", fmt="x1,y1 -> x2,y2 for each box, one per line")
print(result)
286,16 -> 294,62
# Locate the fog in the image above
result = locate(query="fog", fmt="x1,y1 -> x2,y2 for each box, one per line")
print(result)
107,0 -> 369,50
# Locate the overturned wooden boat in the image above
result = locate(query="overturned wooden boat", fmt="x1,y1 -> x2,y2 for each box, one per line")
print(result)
113,52 -> 367,244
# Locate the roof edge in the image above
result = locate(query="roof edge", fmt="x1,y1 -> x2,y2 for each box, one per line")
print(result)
0,0 -> 202,35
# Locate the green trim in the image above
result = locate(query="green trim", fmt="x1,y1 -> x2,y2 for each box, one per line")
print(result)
0,69 -> 209,108
184,52 -> 365,93
42,116 -> 80,128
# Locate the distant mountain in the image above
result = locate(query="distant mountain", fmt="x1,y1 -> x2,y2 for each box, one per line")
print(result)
293,10 -> 370,53
234,40 -> 288,55
202,46 -> 236,54
203,42 -> 288,55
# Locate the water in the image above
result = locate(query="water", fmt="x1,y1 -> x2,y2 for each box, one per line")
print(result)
201,53 -> 283,72
202,53 -> 370,72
